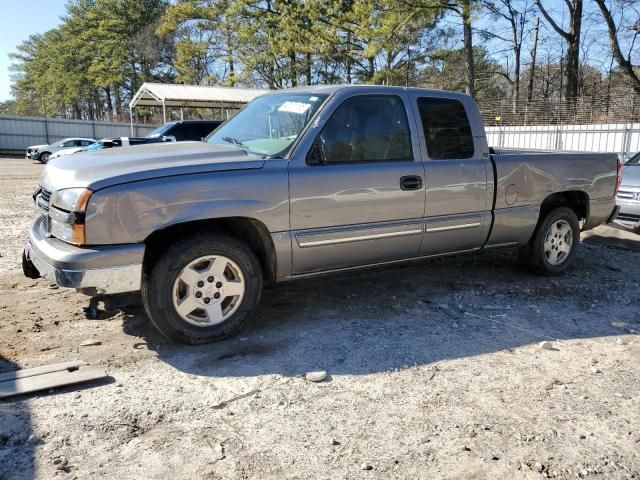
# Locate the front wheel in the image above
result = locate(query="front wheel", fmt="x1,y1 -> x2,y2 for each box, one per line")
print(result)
519,207 -> 580,275
39,152 -> 50,164
142,234 -> 263,344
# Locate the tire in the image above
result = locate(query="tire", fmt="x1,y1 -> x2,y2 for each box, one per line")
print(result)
39,152 -> 50,164
141,234 -> 263,344
518,207 -> 580,275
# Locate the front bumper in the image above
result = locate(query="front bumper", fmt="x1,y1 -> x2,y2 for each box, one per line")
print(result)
23,216 -> 144,294
614,199 -> 640,231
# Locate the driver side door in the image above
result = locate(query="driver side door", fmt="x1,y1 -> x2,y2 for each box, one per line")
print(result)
288,92 -> 426,275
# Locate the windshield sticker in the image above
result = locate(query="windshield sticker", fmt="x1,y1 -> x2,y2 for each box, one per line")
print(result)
309,96 -> 320,102
278,101 -> 312,114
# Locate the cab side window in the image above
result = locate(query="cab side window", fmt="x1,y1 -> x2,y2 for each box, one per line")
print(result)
417,98 -> 474,160
62,140 -> 76,147
171,124 -> 191,141
198,124 -> 217,139
313,95 -> 413,164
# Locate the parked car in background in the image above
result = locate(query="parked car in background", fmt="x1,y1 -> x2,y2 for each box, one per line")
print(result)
48,137 -> 132,161
26,144 -> 48,160
23,85 -> 620,344
28,138 -> 96,163
615,151 -> 640,233
99,120 -> 222,148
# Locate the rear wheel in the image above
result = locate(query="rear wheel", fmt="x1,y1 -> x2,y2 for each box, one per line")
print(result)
142,234 -> 262,344
519,207 -> 580,275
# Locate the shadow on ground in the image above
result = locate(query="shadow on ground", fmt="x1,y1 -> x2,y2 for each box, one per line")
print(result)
582,224 -> 640,252
119,246 -> 639,379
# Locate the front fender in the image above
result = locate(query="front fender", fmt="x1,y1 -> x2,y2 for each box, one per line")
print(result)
84,161 -> 290,245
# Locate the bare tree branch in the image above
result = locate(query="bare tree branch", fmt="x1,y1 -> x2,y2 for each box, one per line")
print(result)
593,0 -> 640,93
534,0 -> 570,40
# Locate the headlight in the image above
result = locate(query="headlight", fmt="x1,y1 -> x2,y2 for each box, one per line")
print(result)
49,188 -> 93,245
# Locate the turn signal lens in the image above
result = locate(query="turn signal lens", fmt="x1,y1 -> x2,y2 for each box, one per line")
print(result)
72,224 -> 85,245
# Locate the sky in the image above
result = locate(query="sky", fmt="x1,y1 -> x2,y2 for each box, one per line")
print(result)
0,0 -> 617,102
0,0 -> 67,101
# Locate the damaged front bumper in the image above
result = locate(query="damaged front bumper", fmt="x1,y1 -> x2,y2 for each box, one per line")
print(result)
23,216 -> 144,295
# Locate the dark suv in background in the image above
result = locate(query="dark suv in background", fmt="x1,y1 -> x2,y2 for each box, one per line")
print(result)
138,120 -> 223,143
101,120 -> 223,148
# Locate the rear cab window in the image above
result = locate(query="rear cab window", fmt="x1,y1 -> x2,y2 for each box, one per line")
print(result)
417,97 -> 474,160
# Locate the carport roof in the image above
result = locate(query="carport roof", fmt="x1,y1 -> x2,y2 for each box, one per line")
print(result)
129,82 -> 270,109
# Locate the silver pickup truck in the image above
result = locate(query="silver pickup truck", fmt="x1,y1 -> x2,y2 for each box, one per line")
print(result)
23,85 -> 621,344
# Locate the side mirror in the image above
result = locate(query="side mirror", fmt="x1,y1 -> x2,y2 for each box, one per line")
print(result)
307,138 -> 326,166
161,135 -> 177,142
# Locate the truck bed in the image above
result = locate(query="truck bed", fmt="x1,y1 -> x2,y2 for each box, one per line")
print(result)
486,151 -> 618,247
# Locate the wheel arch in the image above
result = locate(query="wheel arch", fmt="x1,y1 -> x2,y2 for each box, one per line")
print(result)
143,217 -> 277,283
521,190 -> 588,246
539,190 -> 589,223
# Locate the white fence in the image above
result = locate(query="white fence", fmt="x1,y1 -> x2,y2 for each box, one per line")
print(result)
0,115 -> 156,155
486,123 -> 640,158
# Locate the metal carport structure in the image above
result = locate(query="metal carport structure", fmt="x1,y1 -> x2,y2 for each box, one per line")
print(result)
129,83 -> 269,131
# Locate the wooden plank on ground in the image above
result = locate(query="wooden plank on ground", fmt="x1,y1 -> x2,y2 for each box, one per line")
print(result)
0,365 -> 107,399
0,360 -> 88,382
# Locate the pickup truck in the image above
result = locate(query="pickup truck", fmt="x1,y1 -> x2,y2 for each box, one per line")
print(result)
22,85 -> 621,344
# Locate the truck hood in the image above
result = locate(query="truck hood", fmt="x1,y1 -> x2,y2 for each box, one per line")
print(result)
41,141 -> 264,191
621,165 -> 640,189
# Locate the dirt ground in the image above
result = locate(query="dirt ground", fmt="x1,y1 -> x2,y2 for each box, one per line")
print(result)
1,157 -> 639,480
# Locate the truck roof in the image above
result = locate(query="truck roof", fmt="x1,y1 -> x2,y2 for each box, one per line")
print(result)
267,84 -> 472,101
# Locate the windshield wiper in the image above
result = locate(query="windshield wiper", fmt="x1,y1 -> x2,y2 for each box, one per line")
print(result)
221,136 -> 248,149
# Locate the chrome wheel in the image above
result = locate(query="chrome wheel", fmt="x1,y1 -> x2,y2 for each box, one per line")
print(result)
543,219 -> 573,265
172,255 -> 245,327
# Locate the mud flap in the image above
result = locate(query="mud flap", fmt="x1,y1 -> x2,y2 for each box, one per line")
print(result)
606,205 -> 620,224
22,249 -> 41,279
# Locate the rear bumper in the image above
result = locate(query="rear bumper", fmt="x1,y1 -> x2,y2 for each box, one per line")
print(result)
23,216 -> 144,294
583,197 -> 618,230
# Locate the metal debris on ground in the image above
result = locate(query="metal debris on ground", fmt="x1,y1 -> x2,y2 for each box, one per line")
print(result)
0,360 -> 108,399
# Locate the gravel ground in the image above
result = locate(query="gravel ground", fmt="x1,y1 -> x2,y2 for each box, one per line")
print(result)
1,157 -> 639,480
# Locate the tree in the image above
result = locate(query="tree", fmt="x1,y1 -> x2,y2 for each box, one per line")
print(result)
10,0 -> 173,120
0,100 -> 17,115
482,0 -> 536,111
593,0 -> 640,94
419,45 -> 507,102
526,16 -> 540,102
535,0 -> 583,103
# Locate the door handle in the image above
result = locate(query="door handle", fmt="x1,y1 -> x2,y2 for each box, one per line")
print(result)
400,175 -> 423,191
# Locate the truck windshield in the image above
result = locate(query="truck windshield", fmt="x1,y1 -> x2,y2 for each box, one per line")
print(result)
626,152 -> 640,166
207,93 -> 328,157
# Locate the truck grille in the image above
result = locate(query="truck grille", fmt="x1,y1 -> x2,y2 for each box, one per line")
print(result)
34,186 -> 52,235
35,187 -> 51,213
617,212 -> 640,222
617,190 -> 640,202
